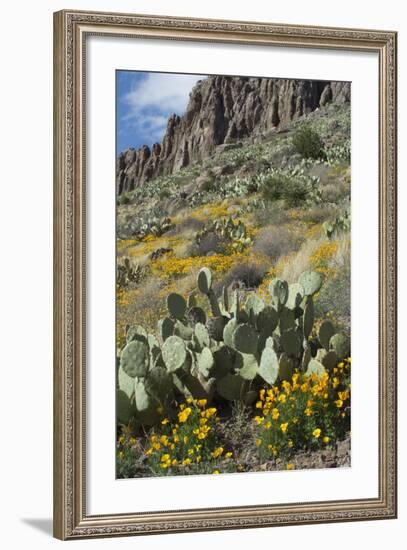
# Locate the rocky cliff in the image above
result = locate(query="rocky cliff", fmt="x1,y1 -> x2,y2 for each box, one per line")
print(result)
117,76 -> 350,194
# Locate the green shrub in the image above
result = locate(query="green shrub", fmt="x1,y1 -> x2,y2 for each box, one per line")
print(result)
117,194 -> 130,205
261,174 -> 310,207
292,125 -> 325,159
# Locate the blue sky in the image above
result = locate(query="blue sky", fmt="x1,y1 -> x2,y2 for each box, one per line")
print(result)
116,71 -> 205,154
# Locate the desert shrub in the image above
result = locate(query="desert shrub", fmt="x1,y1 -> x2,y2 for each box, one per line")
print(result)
253,225 -> 302,262
158,188 -> 171,200
217,261 -> 267,290
254,203 -> 290,228
292,125 -> 325,160
321,181 -> 349,204
196,232 -> 225,256
260,170 -> 320,208
117,194 -> 130,205
300,205 -> 338,224
169,216 -> 205,236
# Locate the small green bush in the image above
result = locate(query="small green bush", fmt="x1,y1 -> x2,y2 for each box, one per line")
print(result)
292,125 -> 325,159
117,194 -> 130,205
261,174 -> 309,207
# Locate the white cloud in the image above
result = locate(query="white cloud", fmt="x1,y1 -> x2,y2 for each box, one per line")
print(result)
124,73 -> 204,116
121,73 -> 205,145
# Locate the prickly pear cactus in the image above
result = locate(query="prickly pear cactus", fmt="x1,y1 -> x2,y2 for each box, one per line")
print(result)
117,266 -> 347,425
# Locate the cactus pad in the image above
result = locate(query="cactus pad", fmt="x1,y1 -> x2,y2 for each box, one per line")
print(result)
269,278 -> 289,307
195,322 -> 211,349
144,366 -> 173,404
281,329 -> 302,356
162,335 -> 188,372
117,390 -> 136,424
279,353 -> 294,381
235,352 -> 259,380
186,306 -> 206,326
197,347 -> 215,378
299,270 -> 322,296
329,333 -> 350,359
279,307 -> 296,332
318,320 -> 335,351
303,297 -> 315,339
118,365 -> 135,399
126,324 -> 148,344
306,358 -> 326,377
286,283 -> 304,309
245,294 -> 265,316
120,340 -> 150,378
167,293 -> 187,320
259,346 -> 279,385
232,323 -> 258,354
197,267 -> 212,294
217,374 -> 246,401
158,317 -> 174,342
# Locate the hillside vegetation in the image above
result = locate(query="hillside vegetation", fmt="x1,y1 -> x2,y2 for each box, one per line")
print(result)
117,102 -> 350,341
116,101 -> 351,477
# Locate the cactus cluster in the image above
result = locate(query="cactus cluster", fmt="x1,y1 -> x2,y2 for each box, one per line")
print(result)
195,217 -> 252,252
322,207 -> 351,239
117,257 -> 145,288
117,267 -> 350,426
120,214 -> 174,240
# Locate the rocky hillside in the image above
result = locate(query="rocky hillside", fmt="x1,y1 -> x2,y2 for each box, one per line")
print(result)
116,76 -> 350,194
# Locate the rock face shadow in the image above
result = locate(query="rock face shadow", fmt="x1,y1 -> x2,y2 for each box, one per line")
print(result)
21,518 -> 53,537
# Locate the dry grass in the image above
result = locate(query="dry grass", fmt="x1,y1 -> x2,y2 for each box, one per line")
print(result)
279,236 -> 324,282
253,224 -> 303,262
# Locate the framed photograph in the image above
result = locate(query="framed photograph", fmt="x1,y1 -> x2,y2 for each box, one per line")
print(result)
53,9 -> 397,540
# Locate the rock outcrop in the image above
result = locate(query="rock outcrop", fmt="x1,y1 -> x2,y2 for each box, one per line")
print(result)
117,76 -> 350,194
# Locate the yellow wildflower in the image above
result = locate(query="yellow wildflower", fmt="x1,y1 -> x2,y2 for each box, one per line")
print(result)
212,469 -> 220,474
323,436 -> 330,444
178,407 -> 192,423
286,463 -> 294,470
271,408 -> 280,420
211,447 -> 224,459
280,423 -> 289,433
313,428 -> 321,438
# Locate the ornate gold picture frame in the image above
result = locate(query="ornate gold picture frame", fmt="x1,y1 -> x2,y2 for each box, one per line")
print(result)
53,9 -> 397,540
